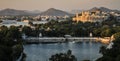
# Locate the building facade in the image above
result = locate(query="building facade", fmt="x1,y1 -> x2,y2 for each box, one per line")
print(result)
73,10 -> 109,22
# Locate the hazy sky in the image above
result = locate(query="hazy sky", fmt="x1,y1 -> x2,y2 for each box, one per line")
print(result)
0,0 -> 120,11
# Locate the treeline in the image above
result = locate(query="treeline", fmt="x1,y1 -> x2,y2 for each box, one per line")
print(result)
21,19 -> 120,37
0,26 -> 23,61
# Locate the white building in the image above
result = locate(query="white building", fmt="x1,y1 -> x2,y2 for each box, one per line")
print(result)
1,20 -> 17,24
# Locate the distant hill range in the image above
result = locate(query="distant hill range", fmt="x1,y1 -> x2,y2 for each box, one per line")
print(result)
0,8 -> 38,16
0,8 -> 73,16
40,8 -> 73,16
89,7 -> 120,13
71,7 -> 120,14
0,7 -> 119,16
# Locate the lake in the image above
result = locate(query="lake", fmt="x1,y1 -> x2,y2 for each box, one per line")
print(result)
24,41 -> 104,61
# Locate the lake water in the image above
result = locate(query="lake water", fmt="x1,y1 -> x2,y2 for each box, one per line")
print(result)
24,41 -> 104,61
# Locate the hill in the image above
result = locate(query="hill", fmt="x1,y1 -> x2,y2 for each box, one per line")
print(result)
0,8 -> 36,16
89,7 -> 120,13
40,8 -> 73,16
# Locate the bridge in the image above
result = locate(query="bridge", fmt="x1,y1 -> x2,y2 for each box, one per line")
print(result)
24,37 -> 104,44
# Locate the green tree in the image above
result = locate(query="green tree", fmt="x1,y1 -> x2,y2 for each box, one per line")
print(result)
22,26 -> 32,36
0,26 -> 23,61
100,29 -> 113,37
96,37 -> 120,61
49,50 -> 77,61
113,32 -> 120,39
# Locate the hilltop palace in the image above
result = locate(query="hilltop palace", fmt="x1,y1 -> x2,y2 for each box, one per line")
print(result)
73,9 -> 109,23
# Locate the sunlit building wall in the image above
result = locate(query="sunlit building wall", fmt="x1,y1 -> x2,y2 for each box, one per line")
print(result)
73,10 -> 109,23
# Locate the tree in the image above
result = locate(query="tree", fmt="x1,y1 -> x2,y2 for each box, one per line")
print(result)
49,50 -> 77,61
96,37 -> 120,61
112,32 -> 120,39
28,21 -> 33,26
7,26 -> 21,39
93,28 -> 101,37
67,50 -> 72,56
100,29 -> 113,37
0,26 -> 8,36
0,26 -> 23,61
22,26 -> 32,36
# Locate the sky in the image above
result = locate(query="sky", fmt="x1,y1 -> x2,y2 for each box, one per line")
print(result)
0,0 -> 120,11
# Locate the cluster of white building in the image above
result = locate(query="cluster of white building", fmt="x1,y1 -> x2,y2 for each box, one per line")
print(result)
0,20 -> 48,27
0,15 -> 70,27
110,12 -> 120,21
34,15 -> 70,21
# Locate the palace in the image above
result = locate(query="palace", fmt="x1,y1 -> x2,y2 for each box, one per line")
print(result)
73,10 -> 109,22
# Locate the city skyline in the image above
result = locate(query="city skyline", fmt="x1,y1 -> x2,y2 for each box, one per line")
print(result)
0,0 -> 120,11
